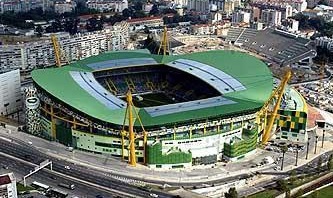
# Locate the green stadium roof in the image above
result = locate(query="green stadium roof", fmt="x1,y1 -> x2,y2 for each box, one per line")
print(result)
32,50 -> 273,128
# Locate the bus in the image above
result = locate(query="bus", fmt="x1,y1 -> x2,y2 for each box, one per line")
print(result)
58,183 -> 75,190
31,181 -> 50,190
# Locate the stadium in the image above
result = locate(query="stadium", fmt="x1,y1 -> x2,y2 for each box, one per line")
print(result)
30,50 -> 307,169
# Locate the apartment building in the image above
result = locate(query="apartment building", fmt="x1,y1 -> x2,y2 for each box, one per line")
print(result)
0,23 -> 129,71
0,173 -> 17,198
0,69 -> 22,116
86,0 -> 128,12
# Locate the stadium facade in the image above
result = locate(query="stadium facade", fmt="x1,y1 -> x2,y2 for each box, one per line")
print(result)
30,50 -> 307,169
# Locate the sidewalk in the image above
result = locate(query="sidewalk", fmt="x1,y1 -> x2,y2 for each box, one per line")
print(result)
0,125 -> 331,186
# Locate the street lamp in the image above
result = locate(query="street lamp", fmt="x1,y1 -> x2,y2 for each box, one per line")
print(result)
281,146 -> 288,171
306,137 -> 310,160
322,129 -> 325,148
314,135 -> 318,154
295,144 -> 299,166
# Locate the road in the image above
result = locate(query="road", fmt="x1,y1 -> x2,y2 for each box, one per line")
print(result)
0,154 -> 113,198
239,150 -> 333,196
0,138 -> 173,198
0,130 -> 255,187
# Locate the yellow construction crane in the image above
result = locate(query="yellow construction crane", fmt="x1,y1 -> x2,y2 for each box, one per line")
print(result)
257,70 -> 292,145
51,35 -> 69,67
158,26 -> 170,56
51,35 -> 62,67
121,91 -> 148,166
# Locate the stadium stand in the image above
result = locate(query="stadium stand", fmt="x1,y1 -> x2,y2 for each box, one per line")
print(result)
93,65 -> 221,107
226,28 -> 317,66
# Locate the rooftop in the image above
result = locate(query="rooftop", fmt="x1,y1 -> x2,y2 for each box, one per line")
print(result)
32,50 -> 273,128
0,175 -> 11,185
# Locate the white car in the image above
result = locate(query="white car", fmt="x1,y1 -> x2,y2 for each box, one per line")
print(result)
65,166 -> 71,170
149,193 -> 158,198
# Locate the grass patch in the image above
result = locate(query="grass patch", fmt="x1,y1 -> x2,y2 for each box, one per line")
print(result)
288,171 -> 327,189
16,183 -> 35,192
248,189 -> 279,198
305,185 -> 333,198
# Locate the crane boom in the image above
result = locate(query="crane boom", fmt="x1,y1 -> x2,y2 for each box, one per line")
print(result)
261,70 -> 292,145
158,26 -> 169,55
51,35 -> 62,67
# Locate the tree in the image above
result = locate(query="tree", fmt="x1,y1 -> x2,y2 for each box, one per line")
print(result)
318,0 -> 328,5
285,188 -> 291,198
317,156 -> 323,172
86,17 -> 103,32
294,188 -> 304,198
281,145 -> 288,171
149,4 -> 159,16
277,179 -> 288,192
64,17 -> 79,35
133,1 -> 143,11
289,170 -> 297,185
225,187 -> 238,198
292,13 -> 310,30
328,154 -> 333,171
311,190 -> 319,198
122,8 -> 132,19
36,25 -> 43,37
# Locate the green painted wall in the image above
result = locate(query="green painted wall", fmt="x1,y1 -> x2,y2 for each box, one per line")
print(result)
40,116 -> 52,139
56,124 -> 72,146
72,129 -> 144,157
146,142 -> 192,165
224,128 -> 257,158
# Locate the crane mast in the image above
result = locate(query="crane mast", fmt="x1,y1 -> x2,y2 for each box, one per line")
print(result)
259,70 -> 292,145
158,26 -> 170,56
51,35 -> 62,67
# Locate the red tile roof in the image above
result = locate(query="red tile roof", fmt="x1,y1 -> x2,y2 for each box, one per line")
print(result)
0,175 -> 11,185
126,16 -> 163,23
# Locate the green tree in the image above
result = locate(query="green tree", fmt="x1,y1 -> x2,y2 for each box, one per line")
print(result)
289,170 -> 297,185
149,4 -> 159,16
277,179 -> 288,192
225,187 -> 238,198
285,188 -> 291,198
294,188 -> 304,198
317,156 -> 323,172
122,8 -> 133,19
311,190 -> 319,198
35,25 -> 43,37
281,145 -> 288,171
328,154 -> 333,171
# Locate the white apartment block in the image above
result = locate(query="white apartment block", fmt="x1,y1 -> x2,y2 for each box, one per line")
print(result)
0,23 -> 129,71
232,10 -> 251,25
191,24 -> 217,35
188,0 -> 209,13
0,0 -> 53,13
261,9 -> 282,26
0,173 -> 17,198
315,36 -> 333,52
87,0 -> 128,12
0,70 -> 22,116
54,0 -> 76,14
174,0 -> 188,7
223,0 -> 236,15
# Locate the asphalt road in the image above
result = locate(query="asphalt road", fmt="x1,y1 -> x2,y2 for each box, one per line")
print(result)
0,138 -> 173,198
0,155 -> 113,198
240,150 -> 333,196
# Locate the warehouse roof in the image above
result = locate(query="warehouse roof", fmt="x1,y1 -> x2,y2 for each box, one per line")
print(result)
32,50 -> 273,127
